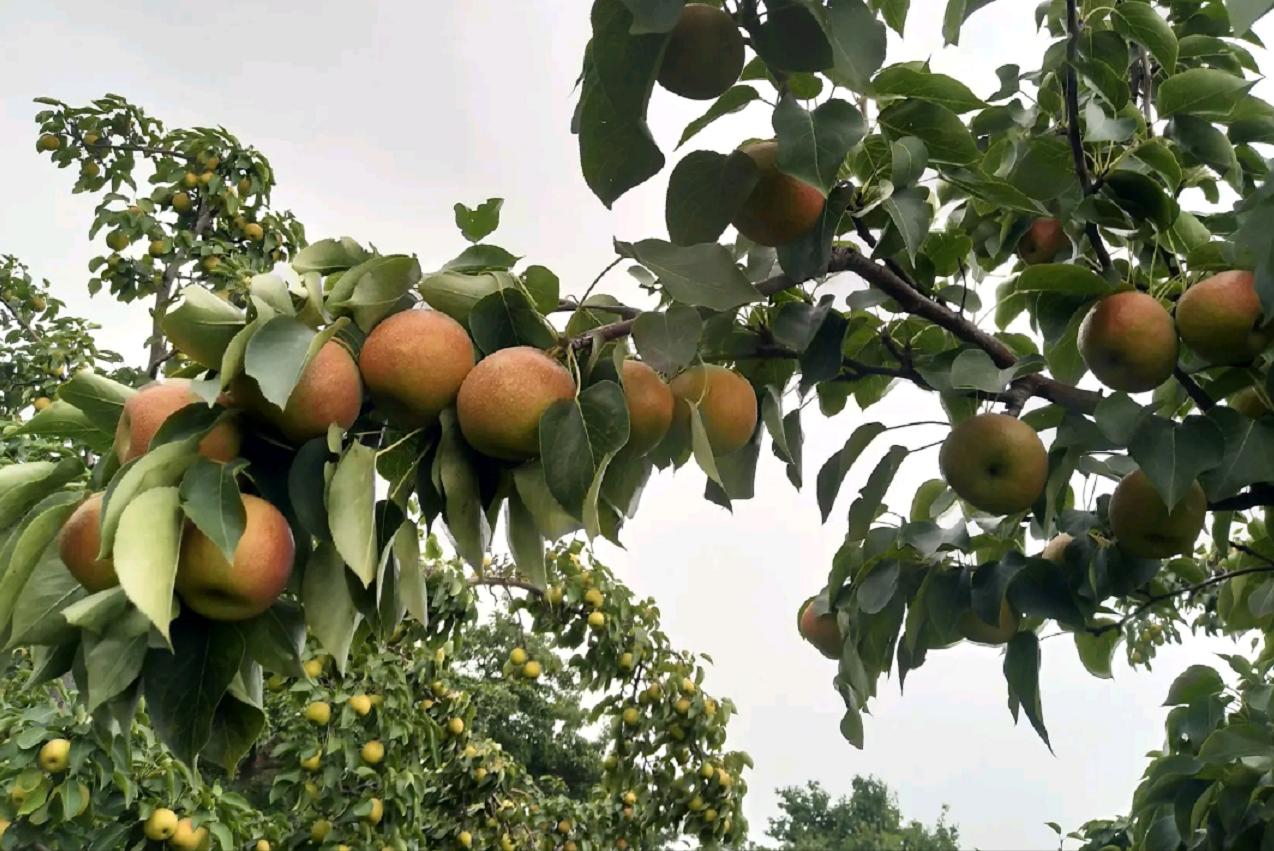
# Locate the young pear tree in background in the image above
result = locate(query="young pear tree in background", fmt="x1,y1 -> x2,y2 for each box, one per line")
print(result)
6,0 -> 1274,849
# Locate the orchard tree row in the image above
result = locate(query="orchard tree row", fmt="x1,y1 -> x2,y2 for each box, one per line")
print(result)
4,0 -> 1274,848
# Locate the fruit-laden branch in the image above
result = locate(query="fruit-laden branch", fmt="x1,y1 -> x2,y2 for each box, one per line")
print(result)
63,120 -> 186,161
1090,545 -> 1274,635
147,196 -> 215,377
0,292 -> 41,341
1064,0 -> 1114,273
468,575 -> 545,597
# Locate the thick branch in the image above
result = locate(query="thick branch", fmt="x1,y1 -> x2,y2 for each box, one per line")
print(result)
1064,0 -> 1114,273
1173,365 -> 1215,412
1208,484 -> 1274,512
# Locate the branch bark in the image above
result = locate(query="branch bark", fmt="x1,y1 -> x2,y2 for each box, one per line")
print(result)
1064,0 -> 1114,273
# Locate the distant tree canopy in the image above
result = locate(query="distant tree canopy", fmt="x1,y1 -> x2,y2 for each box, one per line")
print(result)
757,776 -> 959,851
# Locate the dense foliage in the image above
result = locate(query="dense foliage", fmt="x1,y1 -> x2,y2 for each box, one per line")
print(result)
5,0 -> 1274,847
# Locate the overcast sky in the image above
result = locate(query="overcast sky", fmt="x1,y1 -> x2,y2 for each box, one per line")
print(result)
2,2 -> 1269,848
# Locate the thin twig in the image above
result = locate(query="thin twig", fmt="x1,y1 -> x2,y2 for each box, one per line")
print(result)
1064,0 -> 1114,273
1173,365 -> 1215,411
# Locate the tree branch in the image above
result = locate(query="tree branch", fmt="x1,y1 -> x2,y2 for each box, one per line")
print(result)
1208,483 -> 1274,512
1173,365 -> 1215,412
147,195 -> 215,377
468,575 -> 545,597
0,293 -> 41,341
1064,0 -> 1114,273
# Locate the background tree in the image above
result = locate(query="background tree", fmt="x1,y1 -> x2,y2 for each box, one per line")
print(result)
757,776 -> 959,851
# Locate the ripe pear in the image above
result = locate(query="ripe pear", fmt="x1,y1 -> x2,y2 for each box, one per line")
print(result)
114,379 -> 240,463
175,494 -> 295,621
243,222 -> 265,242
37,133 -> 62,152
1017,217 -> 1068,264
797,597 -> 842,659
144,808 -> 179,841
669,364 -> 757,455
1176,270 -> 1270,365
359,309 -> 474,427
58,493 -> 117,592
364,797 -> 384,825
361,739 -> 385,765
621,360 -> 674,454
348,694 -> 373,716
309,819 -> 331,843
456,346 -> 576,461
1109,469 -> 1206,558
939,413 -> 1047,515
169,818 -> 211,851
305,701 -> 331,725
230,340 -> 363,443
957,599 -> 1020,645
656,3 -> 745,100
37,738 -> 70,773
1078,291 -> 1177,392
731,141 -> 825,246
522,660 -> 542,679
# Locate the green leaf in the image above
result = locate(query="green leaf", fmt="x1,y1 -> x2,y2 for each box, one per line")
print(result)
99,439 -> 200,558
665,150 -> 758,246
327,255 -> 423,331
872,0 -> 910,34
0,459 -> 83,530
1017,265 -> 1113,298
881,186 -> 932,263
872,64 -> 985,112
437,409 -> 490,569
1008,136 -> 1079,201
114,486 -> 182,642
7,542 -> 85,647
179,459 -> 245,566
857,561 -> 900,613
687,403 -> 723,485
754,1 -> 833,73
577,0 -> 666,207
776,183 -> 855,281
243,316 -> 317,409
291,237 -> 372,274
817,422 -> 887,522
1004,631 -> 1051,750
203,679 -> 265,774
1164,664 -> 1225,705
83,607 -> 149,711
160,288 -> 246,369
302,542 -> 360,674
441,244 -> 519,273
506,489 -> 547,588
847,446 -> 909,541
1200,407 -> 1274,500
289,439 -> 331,542
540,399 -> 595,518
1155,68 -> 1253,118
468,286 -> 559,355
942,0 -> 998,45
889,137 -> 928,188
1127,415 -> 1223,509
454,197 -> 503,243
15,400 -> 113,453
821,0 -> 887,93
1227,0 -> 1274,35
393,522 -> 427,625
1074,627 -> 1120,679
418,270 -> 519,323
57,370 -> 135,436
1198,723 -> 1274,763
0,492 -> 82,634
1111,1 -> 1177,73
878,99 -> 978,165
678,86 -> 760,148
1101,171 -> 1180,229
773,95 -> 865,193
61,587 -> 128,633
632,304 -> 703,375
327,442 -> 378,587
618,239 -> 758,310
521,265 -> 561,315
143,616 -> 245,765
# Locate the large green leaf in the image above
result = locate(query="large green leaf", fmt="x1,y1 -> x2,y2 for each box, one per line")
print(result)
160,287 -> 246,369
179,459 -> 245,566
57,371 -> 135,436
241,600 -> 306,677
468,285 -> 559,355
327,442 -> 378,587
941,0 -> 999,45
291,237 -> 372,274
1008,136 -> 1079,201
203,678 -> 266,774
665,150 -> 758,246
1127,415 -> 1223,509
1227,0 -> 1274,35
847,446 -> 909,541
1155,68 -> 1253,118
1074,626 -> 1120,679
540,399 -> 596,519
506,489 -> 547,589
618,239 -> 758,310
14,401 -> 113,452
678,86 -> 760,148
453,197 -> 504,243
632,304 -> 702,375
872,64 -> 985,112
817,422 -> 887,522
114,486 -> 183,642
1200,407 -> 1274,499
1111,1 -> 1178,73
881,186 -> 932,263
577,0 -> 667,206
83,607 -> 150,711
773,96 -> 865,193
1004,631 -> 1051,750
821,0 -> 887,93
302,542 -> 360,674
99,439 -> 200,558
143,616 -> 245,765
436,409 -> 490,569
1016,265 -> 1113,298
418,270 -> 519,323
326,254 -> 422,331
0,459 -> 82,530
6,542 -> 85,648
878,100 -> 979,164
1164,664 -> 1225,705
0,492 -> 82,635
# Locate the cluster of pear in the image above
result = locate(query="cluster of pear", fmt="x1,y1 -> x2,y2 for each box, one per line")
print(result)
142,807 -> 214,851
56,298 -> 763,620
655,3 -> 826,248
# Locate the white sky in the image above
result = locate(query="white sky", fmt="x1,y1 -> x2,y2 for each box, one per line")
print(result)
2,2 -> 1270,849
